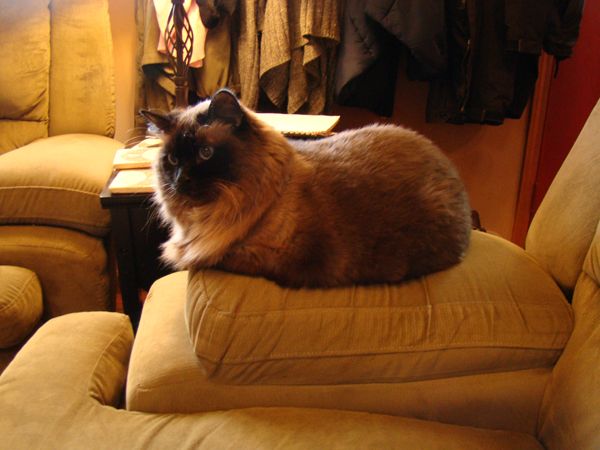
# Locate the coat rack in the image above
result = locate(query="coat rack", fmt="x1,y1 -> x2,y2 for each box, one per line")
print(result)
164,0 -> 193,107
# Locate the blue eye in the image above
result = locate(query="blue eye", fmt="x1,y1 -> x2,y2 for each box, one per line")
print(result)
198,146 -> 214,161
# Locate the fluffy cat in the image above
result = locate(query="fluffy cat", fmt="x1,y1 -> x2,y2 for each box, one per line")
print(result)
142,89 -> 472,288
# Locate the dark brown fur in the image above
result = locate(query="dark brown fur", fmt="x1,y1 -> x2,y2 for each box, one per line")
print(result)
142,89 -> 472,288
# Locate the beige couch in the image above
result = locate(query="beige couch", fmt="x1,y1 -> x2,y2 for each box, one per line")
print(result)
0,103 -> 598,449
0,0 -> 121,371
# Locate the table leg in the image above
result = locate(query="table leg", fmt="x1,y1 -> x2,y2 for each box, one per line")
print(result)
110,207 -> 142,330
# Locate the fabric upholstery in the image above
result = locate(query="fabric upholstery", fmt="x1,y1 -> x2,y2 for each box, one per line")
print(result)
0,266 -> 42,348
0,0 -> 116,152
0,134 -> 120,236
0,122 -> 49,157
185,231 -> 572,385
532,99 -> 600,450
0,226 -> 112,318
128,271 -> 550,435
537,226 -> 600,450
0,312 -> 543,450
49,0 -> 116,137
526,99 -> 600,295
0,0 -> 50,154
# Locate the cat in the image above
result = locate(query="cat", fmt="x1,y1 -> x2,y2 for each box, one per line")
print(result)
141,89 -> 472,288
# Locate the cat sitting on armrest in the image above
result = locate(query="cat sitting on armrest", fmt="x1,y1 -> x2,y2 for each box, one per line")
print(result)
141,89 -> 472,288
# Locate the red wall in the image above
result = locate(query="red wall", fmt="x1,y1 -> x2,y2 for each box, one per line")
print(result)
532,1 -> 600,212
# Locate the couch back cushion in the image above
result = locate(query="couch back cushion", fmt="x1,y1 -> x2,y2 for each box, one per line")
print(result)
0,0 -> 115,155
0,0 -> 50,154
526,99 -> 600,296
49,0 -> 115,137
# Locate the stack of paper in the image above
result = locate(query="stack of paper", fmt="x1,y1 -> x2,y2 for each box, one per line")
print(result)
257,113 -> 340,137
112,138 -> 162,170
109,138 -> 161,194
108,169 -> 155,194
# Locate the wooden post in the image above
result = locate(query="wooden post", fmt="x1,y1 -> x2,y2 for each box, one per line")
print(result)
511,53 -> 555,246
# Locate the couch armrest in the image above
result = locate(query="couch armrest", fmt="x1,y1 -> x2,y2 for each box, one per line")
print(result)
0,312 -> 542,450
0,312 -> 133,407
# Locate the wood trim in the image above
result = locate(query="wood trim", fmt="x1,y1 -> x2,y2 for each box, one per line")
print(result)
511,53 -> 555,246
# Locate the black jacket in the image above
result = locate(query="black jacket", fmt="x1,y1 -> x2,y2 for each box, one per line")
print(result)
335,0 -> 584,123
335,0 -> 447,116
427,0 -> 584,125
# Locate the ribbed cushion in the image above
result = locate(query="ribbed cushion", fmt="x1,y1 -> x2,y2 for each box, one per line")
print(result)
0,134 -> 121,236
0,266 -> 42,348
3,313 -> 543,450
186,231 -> 573,385
0,0 -> 50,154
128,271 -> 551,434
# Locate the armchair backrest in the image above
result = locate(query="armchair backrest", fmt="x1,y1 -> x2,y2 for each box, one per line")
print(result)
528,99 -> 600,449
0,0 -> 115,155
537,215 -> 600,450
525,99 -> 600,296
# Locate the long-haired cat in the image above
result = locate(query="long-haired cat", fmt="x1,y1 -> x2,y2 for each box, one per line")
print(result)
141,89 -> 472,288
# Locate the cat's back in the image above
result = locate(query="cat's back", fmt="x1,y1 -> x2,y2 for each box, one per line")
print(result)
292,124 -> 452,180
286,123 -> 471,282
290,124 -> 461,197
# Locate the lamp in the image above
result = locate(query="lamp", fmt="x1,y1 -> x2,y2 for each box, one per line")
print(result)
164,0 -> 193,107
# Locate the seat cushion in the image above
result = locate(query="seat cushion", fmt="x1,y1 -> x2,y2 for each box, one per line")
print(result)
0,266 -> 42,348
2,314 -> 543,450
185,231 -> 573,385
0,134 -> 121,236
0,226 -> 112,318
128,270 -> 551,435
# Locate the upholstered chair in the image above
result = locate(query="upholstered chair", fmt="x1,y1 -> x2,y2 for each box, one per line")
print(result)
0,0 -> 121,371
0,102 -> 598,449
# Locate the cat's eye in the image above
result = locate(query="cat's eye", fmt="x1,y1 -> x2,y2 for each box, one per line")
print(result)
198,146 -> 214,161
167,154 -> 178,165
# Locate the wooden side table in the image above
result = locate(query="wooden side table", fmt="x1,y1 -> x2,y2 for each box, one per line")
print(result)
100,174 -> 171,329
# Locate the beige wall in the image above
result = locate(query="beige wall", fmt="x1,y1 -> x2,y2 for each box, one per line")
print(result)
108,0 -> 137,145
108,1 -> 528,239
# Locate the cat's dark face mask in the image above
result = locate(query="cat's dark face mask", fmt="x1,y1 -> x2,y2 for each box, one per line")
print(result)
141,89 -> 245,202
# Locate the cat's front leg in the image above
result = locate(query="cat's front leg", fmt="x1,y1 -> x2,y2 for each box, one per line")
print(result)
160,238 -> 188,270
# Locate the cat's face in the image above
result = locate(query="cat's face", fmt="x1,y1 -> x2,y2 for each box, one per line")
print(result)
142,90 -> 252,204
142,89 -> 292,222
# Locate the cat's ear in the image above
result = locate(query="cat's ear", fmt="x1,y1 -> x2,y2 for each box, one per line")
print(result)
140,109 -> 173,133
207,89 -> 244,128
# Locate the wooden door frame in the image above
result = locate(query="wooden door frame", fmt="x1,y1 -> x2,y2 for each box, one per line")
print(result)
511,53 -> 555,246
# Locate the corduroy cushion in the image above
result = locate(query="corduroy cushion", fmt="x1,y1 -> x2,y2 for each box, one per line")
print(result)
0,134 -> 120,237
0,314 -> 543,450
0,266 -> 42,348
128,271 -> 551,433
186,231 -> 573,385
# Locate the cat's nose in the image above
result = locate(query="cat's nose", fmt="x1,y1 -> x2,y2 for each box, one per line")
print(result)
172,166 -> 183,185
172,167 -> 192,194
